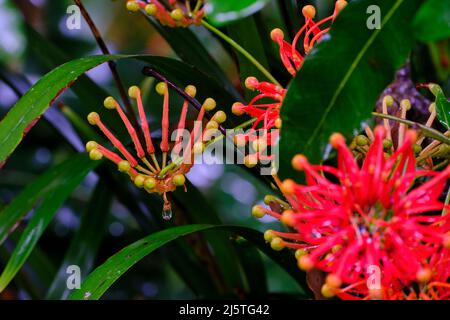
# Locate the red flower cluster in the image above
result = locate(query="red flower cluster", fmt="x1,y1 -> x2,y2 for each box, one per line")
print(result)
232,1 -> 347,144
256,126 -> 450,299
86,83 -> 225,215
127,0 -> 204,27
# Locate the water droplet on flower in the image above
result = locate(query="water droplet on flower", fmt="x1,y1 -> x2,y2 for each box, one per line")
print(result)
162,207 -> 172,221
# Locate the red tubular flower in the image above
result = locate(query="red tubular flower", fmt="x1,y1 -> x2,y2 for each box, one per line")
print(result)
232,77 -> 285,150
127,0 -> 204,27
86,83 -> 224,217
272,1 -> 347,76
257,126 -> 450,299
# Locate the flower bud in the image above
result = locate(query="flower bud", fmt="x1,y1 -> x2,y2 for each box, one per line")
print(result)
156,82 -> 167,95
89,149 -> 103,161
104,96 -> 117,109
85,141 -> 98,152
118,160 -> 131,173
251,205 -> 266,218
172,174 -> 186,186
203,98 -> 216,111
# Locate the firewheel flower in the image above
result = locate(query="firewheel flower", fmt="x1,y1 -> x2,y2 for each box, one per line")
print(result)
85,83 -> 225,219
253,126 -> 450,300
232,1 -> 347,150
127,0 -> 204,27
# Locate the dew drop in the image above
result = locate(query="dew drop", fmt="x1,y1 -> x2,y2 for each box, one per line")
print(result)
162,207 -> 172,221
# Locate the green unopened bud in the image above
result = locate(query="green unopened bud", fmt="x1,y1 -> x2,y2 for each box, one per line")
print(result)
118,160 -> 131,173
203,98 -> 216,111
144,177 -> 157,190
355,135 -> 369,146
264,195 -> 277,205
270,237 -> 284,251
382,139 -> 393,150
170,8 -> 184,21
172,174 -> 186,186
86,141 -> 98,152
206,121 -> 219,130
427,83 -> 441,96
413,144 -> 422,154
104,96 -> 117,109
145,4 -> 157,15
212,111 -> 226,124
244,155 -> 258,168
156,82 -> 167,95
126,0 -> 139,12
264,229 -> 275,242
89,149 -> 103,161
128,86 -> 140,99
383,95 -> 394,107
185,85 -> 197,98
134,175 -> 145,188
87,112 -> 100,125
400,99 -> 411,111
295,248 -> 307,259
251,205 -> 265,219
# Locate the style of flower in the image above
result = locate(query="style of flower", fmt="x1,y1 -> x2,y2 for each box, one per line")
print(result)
232,1 -> 347,153
127,0 -> 204,27
85,82 -> 225,216
252,126 -> 450,299
271,0 -> 347,77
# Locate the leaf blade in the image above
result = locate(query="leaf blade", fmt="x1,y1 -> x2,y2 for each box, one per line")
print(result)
69,225 -> 311,300
0,154 -> 98,292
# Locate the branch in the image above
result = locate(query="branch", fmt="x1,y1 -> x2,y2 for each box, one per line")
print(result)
74,0 -> 137,125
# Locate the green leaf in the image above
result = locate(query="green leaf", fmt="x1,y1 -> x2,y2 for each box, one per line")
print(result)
233,239 -> 267,296
0,55 -> 115,165
227,16 -> 270,100
69,225 -> 310,300
431,84 -> 450,130
280,0 -> 421,178
69,224 -> 214,300
205,0 -> 271,27
0,154 -> 98,292
173,183 -> 245,294
0,229 -> 57,299
45,181 -> 112,300
413,0 -> 450,42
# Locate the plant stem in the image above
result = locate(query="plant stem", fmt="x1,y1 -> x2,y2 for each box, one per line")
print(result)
201,19 -> 281,87
372,112 -> 450,145
74,0 -> 138,126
